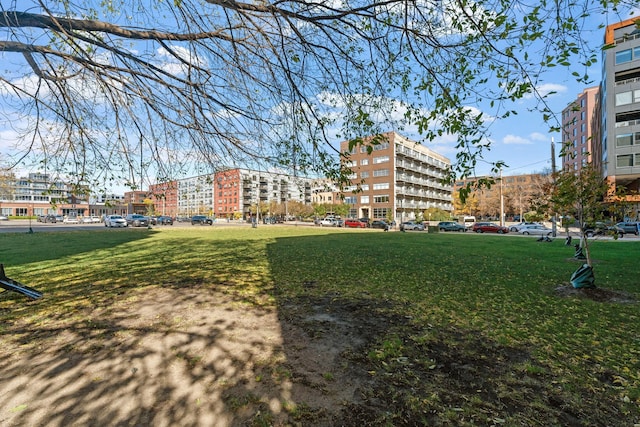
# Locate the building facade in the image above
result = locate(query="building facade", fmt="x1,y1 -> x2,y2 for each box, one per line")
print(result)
0,172 -> 90,217
561,86 -> 599,172
600,18 -> 640,214
339,132 -> 452,222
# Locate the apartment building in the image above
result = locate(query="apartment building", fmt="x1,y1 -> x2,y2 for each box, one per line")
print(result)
339,132 -> 452,222
600,18 -> 640,213
561,86 -> 599,172
0,172 -> 89,217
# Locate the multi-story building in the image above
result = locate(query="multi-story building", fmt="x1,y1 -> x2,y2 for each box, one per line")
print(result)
600,18 -> 640,215
232,169 -> 312,220
0,172 -> 89,217
561,86 -> 599,172
177,174 -> 215,217
339,132 -> 452,222
310,178 -> 340,206
148,182 -> 179,217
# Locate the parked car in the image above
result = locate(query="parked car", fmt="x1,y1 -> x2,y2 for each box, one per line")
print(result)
508,222 -> 539,232
400,221 -> 424,231
344,218 -> 367,228
584,222 -> 624,238
156,215 -> 174,225
437,221 -> 466,232
616,222 -> 639,235
125,214 -> 149,227
335,219 -> 345,227
518,224 -> 553,236
104,215 -> 128,228
63,215 -> 79,224
358,218 -> 371,227
318,218 -> 337,227
472,222 -> 509,234
191,215 -> 213,225
0,215 -> 8,221
38,214 -> 62,223
370,220 -> 390,230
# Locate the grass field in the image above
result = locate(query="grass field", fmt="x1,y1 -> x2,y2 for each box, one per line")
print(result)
0,226 -> 638,425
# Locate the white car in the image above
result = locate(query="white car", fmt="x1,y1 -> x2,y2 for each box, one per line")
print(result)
508,222 -> 539,232
319,218 -> 337,227
104,215 -> 128,228
518,224 -> 553,236
63,216 -> 79,224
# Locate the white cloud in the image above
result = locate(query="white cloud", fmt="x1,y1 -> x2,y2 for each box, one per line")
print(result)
503,134 -> 532,145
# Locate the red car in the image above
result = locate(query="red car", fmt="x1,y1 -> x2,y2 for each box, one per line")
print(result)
472,222 -> 509,234
344,219 -> 367,228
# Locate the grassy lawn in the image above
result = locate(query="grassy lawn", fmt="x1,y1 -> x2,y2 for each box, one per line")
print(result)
1,226 -> 638,425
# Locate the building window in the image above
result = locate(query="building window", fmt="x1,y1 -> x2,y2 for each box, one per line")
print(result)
617,154 -> 633,168
361,159 -> 369,166
360,171 -> 369,179
616,133 -> 634,147
373,183 -> 389,190
615,91 -> 633,106
373,169 -> 389,177
361,184 -> 369,191
581,111 -> 585,120
361,196 -> 369,204
344,196 -> 357,204
581,135 -> 586,145
373,155 -> 389,164
373,195 -> 389,203
373,142 -> 390,151
15,208 -> 27,216
616,49 -> 632,64
373,208 -> 389,218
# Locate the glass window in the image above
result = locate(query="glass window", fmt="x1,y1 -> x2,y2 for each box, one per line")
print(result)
344,196 -> 357,204
373,195 -> 389,203
360,171 -> 369,178
616,49 -> 632,64
616,134 -> 634,147
373,169 -> 389,177
361,184 -> 369,191
617,154 -> 633,168
373,155 -> 389,164
360,159 -> 369,166
373,183 -> 389,190
616,91 -> 633,106
361,196 -> 369,204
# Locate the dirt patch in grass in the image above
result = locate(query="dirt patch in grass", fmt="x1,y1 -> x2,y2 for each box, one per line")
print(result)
554,285 -> 637,304
1,286 -> 638,426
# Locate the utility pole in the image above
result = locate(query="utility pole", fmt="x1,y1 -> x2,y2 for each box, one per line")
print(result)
551,137 -> 557,237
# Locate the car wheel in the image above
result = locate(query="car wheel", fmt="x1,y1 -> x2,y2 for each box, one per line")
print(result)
618,232 -> 624,238
523,231 -> 529,235
585,231 -> 594,237
497,230 -> 504,234
439,228 -> 445,232
475,229 -> 482,233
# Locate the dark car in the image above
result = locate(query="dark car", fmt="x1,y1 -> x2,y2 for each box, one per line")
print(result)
39,214 -> 62,223
370,220 -> 390,230
616,222 -> 639,235
156,215 -> 174,225
125,214 -> 149,227
344,218 -> 367,228
191,215 -> 213,225
438,221 -> 466,232
472,222 -> 509,234
584,222 -> 624,238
